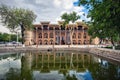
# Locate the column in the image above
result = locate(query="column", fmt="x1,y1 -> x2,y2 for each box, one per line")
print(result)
36,27 -> 38,48
47,27 -> 49,45
53,27 -> 55,48
65,29 -> 66,45
60,27 -> 61,45
77,27 -> 78,45
42,26 -> 43,45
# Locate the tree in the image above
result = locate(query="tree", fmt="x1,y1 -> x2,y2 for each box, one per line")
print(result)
61,11 -> 80,45
79,0 -> 120,47
0,5 -> 36,44
0,33 -> 10,42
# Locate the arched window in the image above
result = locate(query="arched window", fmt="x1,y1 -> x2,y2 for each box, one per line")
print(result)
39,33 -> 42,38
84,40 -> 86,44
78,26 -> 82,30
74,27 -> 77,30
55,27 -> 59,30
44,40 -> 48,45
43,25 -> 48,30
84,33 -> 87,39
78,33 -> 81,38
72,33 -> 76,38
50,40 -> 53,45
44,33 -> 48,38
50,33 -> 53,38
87,40 -> 89,44
78,40 -> 81,44
49,27 -> 53,30
39,40 -> 42,44
61,25 -> 65,30
73,40 -> 76,45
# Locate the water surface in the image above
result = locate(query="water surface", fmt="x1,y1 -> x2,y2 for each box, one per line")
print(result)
0,51 -> 120,80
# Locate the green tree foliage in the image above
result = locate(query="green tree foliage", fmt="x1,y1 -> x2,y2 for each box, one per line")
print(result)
0,5 -> 36,44
61,11 -> 80,45
79,0 -> 120,45
0,33 -> 10,42
0,33 -> 21,42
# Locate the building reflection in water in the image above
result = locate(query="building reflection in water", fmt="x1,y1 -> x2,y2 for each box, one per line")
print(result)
23,51 -> 93,80
0,52 -> 119,80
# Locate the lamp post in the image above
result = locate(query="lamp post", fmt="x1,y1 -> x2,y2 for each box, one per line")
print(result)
17,31 -> 19,43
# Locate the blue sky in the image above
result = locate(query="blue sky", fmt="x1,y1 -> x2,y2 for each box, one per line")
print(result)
0,0 -> 90,33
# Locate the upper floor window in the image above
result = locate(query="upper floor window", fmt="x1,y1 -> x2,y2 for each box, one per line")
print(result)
44,33 -> 48,38
84,33 -> 87,39
49,27 -> 53,30
38,27 -> 42,30
55,27 -> 59,30
72,33 -> 76,38
39,33 -> 42,38
50,33 -> 53,38
78,26 -> 82,30
43,25 -> 48,30
61,25 -> 65,30
84,28 -> 88,32
74,27 -> 77,30
78,33 -> 81,38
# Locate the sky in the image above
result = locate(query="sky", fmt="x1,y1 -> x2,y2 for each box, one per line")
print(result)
0,0 -> 90,33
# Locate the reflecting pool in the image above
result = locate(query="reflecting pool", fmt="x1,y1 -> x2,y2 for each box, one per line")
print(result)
0,51 -> 120,80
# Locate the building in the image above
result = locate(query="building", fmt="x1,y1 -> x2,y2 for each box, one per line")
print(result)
24,21 -> 91,46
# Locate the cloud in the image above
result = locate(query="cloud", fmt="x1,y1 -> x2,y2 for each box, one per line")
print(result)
0,0 -> 89,24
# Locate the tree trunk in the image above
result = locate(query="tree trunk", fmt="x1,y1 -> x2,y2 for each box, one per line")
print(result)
21,24 -> 25,44
99,38 -> 102,44
111,38 -> 115,50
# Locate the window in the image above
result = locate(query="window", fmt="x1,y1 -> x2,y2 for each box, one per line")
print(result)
84,33 -> 87,39
50,40 -> 53,45
44,33 -> 48,38
50,33 -> 53,38
39,40 -> 42,44
38,27 -> 42,30
44,40 -> 48,45
84,28 -> 88,32
43,25 -> 48,30
78,26 -> 82,30
61,25 -> 65,30
78,33 -> 81,38
84,40 -> 86,44
73,40 -> 76,45
49,27 -> 53,30
55,27 -> 59,30
78,40 -> 81,44
72,33 -> 76,38
74,27 -> 77,30
39,33 -> 42,38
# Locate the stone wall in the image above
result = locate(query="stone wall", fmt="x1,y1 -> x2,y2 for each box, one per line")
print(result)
89,48 -> 120,62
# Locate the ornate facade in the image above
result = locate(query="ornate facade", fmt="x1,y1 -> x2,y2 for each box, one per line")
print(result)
24,21 -> 91,45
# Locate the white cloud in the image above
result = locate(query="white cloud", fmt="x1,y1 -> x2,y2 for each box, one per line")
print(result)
53,0 -> 61,7
0,0 -> 90,33
0,23 -> 10,33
